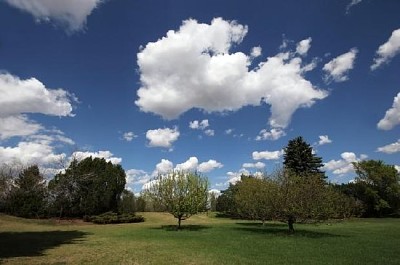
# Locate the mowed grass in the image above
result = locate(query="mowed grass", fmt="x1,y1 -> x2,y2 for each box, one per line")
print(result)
0,213 -> 399,265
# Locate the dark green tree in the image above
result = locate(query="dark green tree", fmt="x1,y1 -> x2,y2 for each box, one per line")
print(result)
119,189 -> 136,214
216,183 -> 240,217
283,136 -> 324,178
8,165 -> 47,218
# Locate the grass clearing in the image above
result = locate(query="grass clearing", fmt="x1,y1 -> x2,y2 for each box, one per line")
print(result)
1,213 -> 399,264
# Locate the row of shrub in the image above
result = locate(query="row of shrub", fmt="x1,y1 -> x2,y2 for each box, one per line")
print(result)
84,211 -> 145,224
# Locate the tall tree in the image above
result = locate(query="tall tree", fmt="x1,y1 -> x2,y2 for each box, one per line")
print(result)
352,160 -> 400,217
8,165 -> 47,218
146,171 -> 208,229
283,136 -> 324,178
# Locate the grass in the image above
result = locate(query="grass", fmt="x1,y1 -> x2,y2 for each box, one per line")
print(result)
0,212 -> 399,264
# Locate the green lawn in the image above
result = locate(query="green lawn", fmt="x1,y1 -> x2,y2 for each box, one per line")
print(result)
0,213 -> 399,264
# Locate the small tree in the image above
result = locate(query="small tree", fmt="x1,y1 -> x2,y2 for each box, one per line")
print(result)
147,171 -> 208,229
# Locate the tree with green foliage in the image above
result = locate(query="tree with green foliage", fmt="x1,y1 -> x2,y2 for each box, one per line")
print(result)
146,171 -> 208,229
7,165 -> 47,218
283,136 -> 324,178
216,182 -> 239,217
351,160 -> 400,217
119,189 -> 136,214
49,157 -> 126,217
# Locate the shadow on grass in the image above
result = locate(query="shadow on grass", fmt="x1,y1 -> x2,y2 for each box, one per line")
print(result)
234,223 -> 345,238
0,230 -> 89,260
153,225 -> 211,231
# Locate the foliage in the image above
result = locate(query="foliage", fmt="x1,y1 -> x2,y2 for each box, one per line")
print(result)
7,165 -> 48,218
208,191 -> 218,212
119,189 -> 136,214
283,136 -> 324,178
216,182 -> 240,217
146,171 -> 209,229
48,157 -> 126,217
85,211 -> 144,224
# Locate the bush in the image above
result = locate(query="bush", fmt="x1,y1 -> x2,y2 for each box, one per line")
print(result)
85,211 -> 145,224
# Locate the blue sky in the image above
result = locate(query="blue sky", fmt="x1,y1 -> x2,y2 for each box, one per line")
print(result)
0,0 -> 399,193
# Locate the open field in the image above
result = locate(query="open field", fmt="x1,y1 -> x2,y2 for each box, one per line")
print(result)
0,213 -> 399,265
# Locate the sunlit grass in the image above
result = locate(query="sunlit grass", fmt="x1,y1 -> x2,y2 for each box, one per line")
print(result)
1,213 -> 399,264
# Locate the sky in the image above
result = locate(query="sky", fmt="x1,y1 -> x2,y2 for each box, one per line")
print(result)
0,0 -> 399,193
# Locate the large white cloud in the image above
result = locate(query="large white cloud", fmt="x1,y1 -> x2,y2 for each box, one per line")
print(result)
146,127 -> 180,148
135,18 -> 327,129
3,0 -> 102,32
323,152 -> 367,175
0,72 -> 75,140
371,28 -> 400,70
252,150 -> 283,160
377,92 -> 400,130
377,139 -> 400,154
198,160 -> 223,173
71,150 -> 122,164
154,159 -> 174,175
175,157 -> 199,171
323,48 -> 358,83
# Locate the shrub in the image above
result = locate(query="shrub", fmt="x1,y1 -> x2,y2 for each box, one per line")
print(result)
85,211 -> 145,224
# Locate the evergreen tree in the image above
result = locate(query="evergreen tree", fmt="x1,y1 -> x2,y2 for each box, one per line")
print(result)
283,136 -> 324,178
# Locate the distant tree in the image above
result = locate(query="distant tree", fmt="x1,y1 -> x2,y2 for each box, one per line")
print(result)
49,157 -> 126,217
283,136 -> 324,178
119,189 -> 136,214
146,171 -> 208,229
216,183 -> 239,217
208,191 -> 218,212
0,163 -> 20,212
8,165 -> 47,218
234,176 -> 279,225
135,195 -> 146,212
351,160 -> 400,217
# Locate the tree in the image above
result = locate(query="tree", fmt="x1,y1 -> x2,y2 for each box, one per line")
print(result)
49,157 -> 126,217
119,189 -> 136,214
283,136 -> 324,178
147,171 -> 208,229
8,165 -> 47,218
351,160 -> 400,217
234,176 -> 279,225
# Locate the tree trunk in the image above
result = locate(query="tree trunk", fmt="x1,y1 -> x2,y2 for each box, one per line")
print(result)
288,216 -> 295,233
178,217 -> 182,230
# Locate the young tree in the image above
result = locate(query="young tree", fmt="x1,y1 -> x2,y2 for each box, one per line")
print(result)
283,136 -> 324,178
8,165 -> 47,218
352,160 -> 400,217
147,171 -> 208,229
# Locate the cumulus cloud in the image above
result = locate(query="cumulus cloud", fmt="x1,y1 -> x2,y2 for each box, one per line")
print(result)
346,0 -> 363,14
123,132 -> 137,142
72,151 -> 122,164
323,152 -> 367,175
323,48 -> 358,83
146,127 -> 180,148
252,150 -> 283,160
242,162 -> 266,169
255,128 -> 286,141
371,29 -> 400,70
377,92 -> 400,130
135,18 -> 327,129
189,119 -> 209,130
3,0 -> 102,32
154,159 -> 174,175
175,157 -> 199,171
377,139 -> 400,154
204,129 -> 215,136
198,160 -> 223,173
126,169 -> 151,187
0,72 -> 75,140
250,46 -> 262,58
296,38 -> 312,56
318,135 -> 332,146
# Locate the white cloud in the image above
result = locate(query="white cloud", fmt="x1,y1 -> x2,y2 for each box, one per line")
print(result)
252,150 -> 283,160
126,169 -> 151,187
146,127 -> 180,148
154,159 -> 174,175
377,139 -> 400,154
377,92 -> 400,130
323,48 -> 358,83
323,152 -> 367,175
198,159 -> 223,173
175,157 -> 199,171
346,0 -> 363,14
3,0 -> 102,32
208,189 -> 221,196
135,18 -> 327,129
296,38 -> 312,56
395,165 -> 400,173
256,128 -> 286,141
123,132 -> 137,142
227,169 -> 249,185
204,129 -> 215,136
0,72 -> 75,140
189,119 -> 209,130
250,46 -> 262,57
242,162 -> 266,169
225,128 -> 234,135
71,151 -> 122,164
318,135 -> 332,146
371,29 -> 400,70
